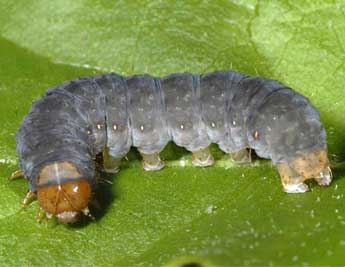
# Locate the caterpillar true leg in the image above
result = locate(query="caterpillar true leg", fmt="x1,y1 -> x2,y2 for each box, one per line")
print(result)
191,147 -> 214,167
22,190 -> 37,208
9,171 -> 37,209
102,147 -> 121,174
37,207 -> 46,223
231,148 -> 251,163
36,206 -> 54,223
141,152 -> 165,171
8,170 -> 23,181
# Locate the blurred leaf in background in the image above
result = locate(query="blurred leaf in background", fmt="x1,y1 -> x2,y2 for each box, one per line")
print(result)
0,1 -> 345,266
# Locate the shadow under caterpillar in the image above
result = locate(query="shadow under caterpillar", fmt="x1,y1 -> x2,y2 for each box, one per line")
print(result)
11,71 -> 332,223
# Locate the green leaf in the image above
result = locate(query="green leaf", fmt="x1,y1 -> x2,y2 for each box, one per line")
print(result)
0,1 -> 345,266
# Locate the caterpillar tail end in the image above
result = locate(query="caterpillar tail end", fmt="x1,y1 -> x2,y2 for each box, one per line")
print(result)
277,149 -> 332,194
36,161 -> 92,224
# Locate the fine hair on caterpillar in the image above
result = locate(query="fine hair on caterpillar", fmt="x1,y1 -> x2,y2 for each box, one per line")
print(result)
12,70 -> 332,223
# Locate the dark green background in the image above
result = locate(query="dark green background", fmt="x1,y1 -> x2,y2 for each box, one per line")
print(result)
0,1 -> 345,266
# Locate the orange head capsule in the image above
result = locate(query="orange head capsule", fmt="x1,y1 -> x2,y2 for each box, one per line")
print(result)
36,161 -> 91,224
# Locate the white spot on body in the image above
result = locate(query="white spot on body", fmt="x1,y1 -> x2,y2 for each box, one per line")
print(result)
97,124 -> 101,130
113,124 -> 117,131
73,186 -> 79,193
180,124 -> 184,130
140,125 -> 144,132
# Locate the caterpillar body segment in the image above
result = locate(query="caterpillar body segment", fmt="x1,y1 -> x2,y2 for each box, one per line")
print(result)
93,74 -> 131,159
15,71 -> 331,223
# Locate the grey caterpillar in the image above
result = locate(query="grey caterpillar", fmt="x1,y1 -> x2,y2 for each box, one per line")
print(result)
13,71 -> 332,223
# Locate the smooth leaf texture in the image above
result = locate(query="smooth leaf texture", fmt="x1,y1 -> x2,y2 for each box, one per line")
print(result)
1,1 -> 345,266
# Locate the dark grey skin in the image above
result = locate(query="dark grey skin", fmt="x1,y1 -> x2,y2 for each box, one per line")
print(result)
16,71 -> 330,196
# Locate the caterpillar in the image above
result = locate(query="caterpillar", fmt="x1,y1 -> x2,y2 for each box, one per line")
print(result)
12,71 -> 332,223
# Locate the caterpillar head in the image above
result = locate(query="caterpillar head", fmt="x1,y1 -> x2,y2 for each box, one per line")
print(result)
37,161 -> 91,224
